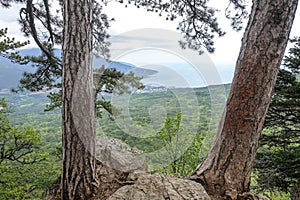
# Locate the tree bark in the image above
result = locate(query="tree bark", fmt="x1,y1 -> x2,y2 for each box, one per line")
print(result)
192,0 -> 298,198
61,0 -> 98,199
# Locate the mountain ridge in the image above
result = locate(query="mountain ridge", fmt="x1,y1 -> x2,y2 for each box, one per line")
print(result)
0,48 -> 158,90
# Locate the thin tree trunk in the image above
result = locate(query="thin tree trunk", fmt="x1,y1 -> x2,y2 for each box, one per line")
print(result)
61,0 -> 98,199
192,0 -> 298,198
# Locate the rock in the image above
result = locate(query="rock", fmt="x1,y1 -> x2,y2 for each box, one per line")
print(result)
106,172 -> 211,200
95,137 -> 148,173
46,137 -> 211,200
92,137 -> 148,200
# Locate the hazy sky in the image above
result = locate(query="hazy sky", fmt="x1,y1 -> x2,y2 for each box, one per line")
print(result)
0,1 -> 299,85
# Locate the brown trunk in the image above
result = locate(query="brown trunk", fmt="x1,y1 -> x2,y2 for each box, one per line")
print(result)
61,0 -> 98,199
192,0 -> 298,198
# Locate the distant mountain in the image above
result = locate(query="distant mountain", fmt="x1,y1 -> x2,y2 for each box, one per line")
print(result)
0,49 -> 43,90
0,48 -> 158,90
106,61 -> 158,77
0,57 -> 25,90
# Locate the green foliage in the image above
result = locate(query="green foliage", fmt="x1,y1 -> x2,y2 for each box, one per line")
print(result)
0,97 -> 60,199
0,85 -> 226,197
17,48 -> 62,92
97,86 -> 215,148
3,89 -> 196,194
0,98 -> 41,164
154,113 -> 204,176
45,90 -> 62,112
0,28 -> 29,65
264,191 -> 290,200
0,28 -> 29,54
0,83 -> 229,197
0,160 -> 60,200
94,66 -> 144,118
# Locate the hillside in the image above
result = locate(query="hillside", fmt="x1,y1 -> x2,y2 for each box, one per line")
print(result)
1,83 -> 231,151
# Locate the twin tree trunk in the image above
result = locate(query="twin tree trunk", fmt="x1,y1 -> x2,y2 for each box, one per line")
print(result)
61,0 -> 98,199
60,0 -> 298,199
192,0 -> 298,198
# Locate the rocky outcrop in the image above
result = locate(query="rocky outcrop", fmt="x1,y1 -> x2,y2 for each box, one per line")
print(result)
93,137 -> 211,200
95,137 -> 147,173
45,138 -> 268,200
107,171 -> 210,200
92,137 -> 148,199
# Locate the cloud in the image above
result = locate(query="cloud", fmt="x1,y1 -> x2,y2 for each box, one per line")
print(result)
0,4 -> 23,23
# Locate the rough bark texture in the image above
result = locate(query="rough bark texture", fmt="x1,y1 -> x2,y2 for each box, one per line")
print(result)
191,0 -> 298,198
61,0 -> 98,199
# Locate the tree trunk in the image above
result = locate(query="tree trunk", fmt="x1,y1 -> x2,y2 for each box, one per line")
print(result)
192,0 -> 298,198
61,0 -> 98,199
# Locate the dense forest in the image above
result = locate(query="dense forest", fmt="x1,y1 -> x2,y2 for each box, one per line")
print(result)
0,74 -> 299,199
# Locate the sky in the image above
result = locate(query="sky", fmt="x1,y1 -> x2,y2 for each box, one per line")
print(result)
0,1 -> 299,86
101,1 -> 300,64
101,1 -> 246,85
102,1 -> 243,66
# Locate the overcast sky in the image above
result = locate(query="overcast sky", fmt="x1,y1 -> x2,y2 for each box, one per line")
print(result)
0,1 -> 299,85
